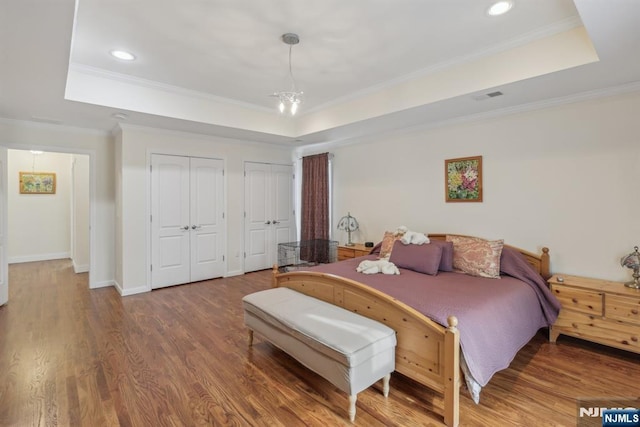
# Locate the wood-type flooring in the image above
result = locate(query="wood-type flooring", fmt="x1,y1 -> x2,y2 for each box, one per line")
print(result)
0,260 -> 638,426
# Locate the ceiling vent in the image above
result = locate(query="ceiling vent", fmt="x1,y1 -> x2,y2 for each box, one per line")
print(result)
472,91 -> 504,101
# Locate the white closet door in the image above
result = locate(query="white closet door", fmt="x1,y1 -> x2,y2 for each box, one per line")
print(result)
0,146 -> 7,305
244,162 -> 295,272
151,154 -> 191,289
244,163 -> 270,272
190,157 -> 225,282
271,164 -> 295,250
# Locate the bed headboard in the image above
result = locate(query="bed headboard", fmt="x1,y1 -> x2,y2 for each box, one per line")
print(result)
427,234 -> 551,280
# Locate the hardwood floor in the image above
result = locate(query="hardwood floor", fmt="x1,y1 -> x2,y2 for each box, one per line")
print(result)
0,260 -> 638,426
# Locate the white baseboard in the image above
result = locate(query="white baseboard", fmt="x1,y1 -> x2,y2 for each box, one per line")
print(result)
90,280 -> 114,289
113,280 -> 123,295
72,260 -> 90,273
113,280 -> 150,296
9,252 -> 71,264
225,270 -> 244,277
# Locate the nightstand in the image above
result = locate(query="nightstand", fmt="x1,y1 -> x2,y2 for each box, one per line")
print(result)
337,244 -> 371,261
548,274 -> 640,354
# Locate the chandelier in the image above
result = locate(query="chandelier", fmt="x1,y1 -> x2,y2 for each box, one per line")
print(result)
272,33 -> 303,116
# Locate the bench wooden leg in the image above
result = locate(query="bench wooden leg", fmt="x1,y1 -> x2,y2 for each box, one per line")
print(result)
348,394 -> 357,422
247,330 -> 254,346
382,373 -> 390,397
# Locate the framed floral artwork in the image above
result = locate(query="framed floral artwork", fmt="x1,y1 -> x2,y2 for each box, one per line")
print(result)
445,156 -> 482,202
19,172 -> 56,194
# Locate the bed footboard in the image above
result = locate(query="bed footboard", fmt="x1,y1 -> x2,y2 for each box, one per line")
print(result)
272,266 -> 460,427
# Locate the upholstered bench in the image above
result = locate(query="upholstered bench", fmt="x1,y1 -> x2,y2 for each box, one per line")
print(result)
242,287 -> 397,421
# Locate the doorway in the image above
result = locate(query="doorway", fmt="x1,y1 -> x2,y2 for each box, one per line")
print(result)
7,149 -> 91,278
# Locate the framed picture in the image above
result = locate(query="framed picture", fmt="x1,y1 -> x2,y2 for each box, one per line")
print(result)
19,172 -> 56,194
445,156 -> 482,202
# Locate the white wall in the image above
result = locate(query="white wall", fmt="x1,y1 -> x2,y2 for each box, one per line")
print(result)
115,125 -> 293,295
0,120 -> 115,288
300,91 -> 640,282
7,150 -> 72,262
71,154 -> 90,272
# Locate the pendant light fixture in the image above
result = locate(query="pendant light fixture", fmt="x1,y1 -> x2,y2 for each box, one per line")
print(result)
272,33 -> 303,116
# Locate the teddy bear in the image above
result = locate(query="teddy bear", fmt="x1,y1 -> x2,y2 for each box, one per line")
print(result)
356,259 -> 400,275
395,225 -> 430,245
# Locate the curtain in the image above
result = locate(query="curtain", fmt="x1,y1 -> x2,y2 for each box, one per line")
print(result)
300,152 -> 330,263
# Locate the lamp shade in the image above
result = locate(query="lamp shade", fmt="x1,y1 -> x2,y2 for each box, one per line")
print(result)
620,246 -> 640,289
337,212 -> 359,246
621,246 -> 640,268
337,213 -> 359,232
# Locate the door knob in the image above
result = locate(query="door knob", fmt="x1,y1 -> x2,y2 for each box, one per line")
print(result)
182,226 -> 189,230
192,225 -> 202,230
265,221 -> 272,225
272,220 -> 280,224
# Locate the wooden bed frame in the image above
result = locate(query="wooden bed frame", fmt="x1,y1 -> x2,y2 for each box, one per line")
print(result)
271,234 -> 550,427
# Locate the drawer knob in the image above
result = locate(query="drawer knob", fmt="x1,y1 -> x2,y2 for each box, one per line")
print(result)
571,298 -> 578,303
632,309 -> 639,315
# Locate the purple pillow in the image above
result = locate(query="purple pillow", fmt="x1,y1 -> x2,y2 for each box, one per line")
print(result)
389,241 -> 442,275
430,240 -> 454,272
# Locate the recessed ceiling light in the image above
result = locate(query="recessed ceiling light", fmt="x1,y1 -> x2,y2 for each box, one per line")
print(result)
110,50 -> 136,61
111,112 -> 128,120
487,1 -> 513,16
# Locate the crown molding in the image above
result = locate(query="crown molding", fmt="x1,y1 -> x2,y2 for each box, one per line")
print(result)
297,79 -> 640,153
69,63 -> 275,114
303,16 -> 584,115
116,123 -> 294,148
0,117 -> 110,137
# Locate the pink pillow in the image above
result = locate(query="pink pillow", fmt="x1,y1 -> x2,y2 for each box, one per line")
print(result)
389,241 -> 442,275
378,231 -> 400,259
446,235 -> 504,279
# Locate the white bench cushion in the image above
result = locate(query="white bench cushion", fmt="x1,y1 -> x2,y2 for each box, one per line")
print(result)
243,287 -> 396,368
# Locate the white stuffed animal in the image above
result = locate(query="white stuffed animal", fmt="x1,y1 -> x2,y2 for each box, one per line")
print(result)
395,225 -> 430,245
356,259 -> 400,275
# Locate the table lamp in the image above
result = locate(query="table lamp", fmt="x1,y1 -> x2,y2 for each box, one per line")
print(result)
620,246 -> 640,289
337,212 -> 359,246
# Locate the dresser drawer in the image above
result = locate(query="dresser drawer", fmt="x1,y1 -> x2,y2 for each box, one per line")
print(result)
353,248 -> 370,257
338,244 -> 370,261
551,285 -> 603,316
338,247 -> 355,261
605,294 -> 640,325
553,309 -> 639,351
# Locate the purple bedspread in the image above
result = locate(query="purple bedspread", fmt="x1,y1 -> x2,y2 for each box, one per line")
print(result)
307,247 -> 560,387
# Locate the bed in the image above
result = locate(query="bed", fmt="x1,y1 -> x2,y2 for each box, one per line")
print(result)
271,234 -> 560,427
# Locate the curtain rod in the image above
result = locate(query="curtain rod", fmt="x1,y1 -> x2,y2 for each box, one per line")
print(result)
298,152 -> 333,160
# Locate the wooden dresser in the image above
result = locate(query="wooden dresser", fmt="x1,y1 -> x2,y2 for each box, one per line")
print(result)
548,274 -> 640,354
337,244 -> 371,261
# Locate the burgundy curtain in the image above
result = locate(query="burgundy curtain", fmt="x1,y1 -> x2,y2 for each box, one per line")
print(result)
301,153 -> 330,263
